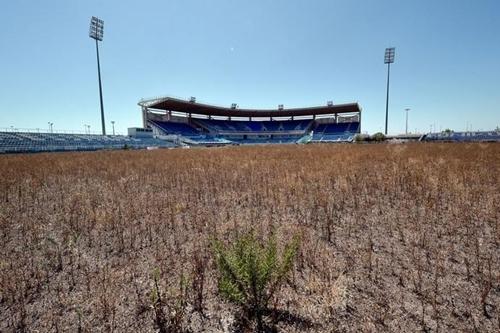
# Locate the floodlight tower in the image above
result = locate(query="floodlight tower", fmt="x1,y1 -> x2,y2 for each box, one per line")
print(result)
89,17 -> 106,135
384,47 -> 395,135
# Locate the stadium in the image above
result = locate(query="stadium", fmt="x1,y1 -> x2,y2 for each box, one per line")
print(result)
1,93 -> 500,153
0,96 -> 362,153
139,96 -> 361,145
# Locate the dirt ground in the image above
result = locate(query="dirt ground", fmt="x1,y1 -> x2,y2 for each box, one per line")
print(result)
0,142 -> 499,332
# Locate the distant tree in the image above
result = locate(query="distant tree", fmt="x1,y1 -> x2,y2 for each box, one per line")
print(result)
371,132 -> 386,142
354,134 -> 368,143
443,128 -> 453,135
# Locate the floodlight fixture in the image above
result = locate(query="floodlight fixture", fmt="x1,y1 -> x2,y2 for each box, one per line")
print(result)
89,16 -> 104,41
384,47 -> 395,64
278,104 -> 284,111
384,47 -> 396,135
231,103 -> 238,109
327,101 -> 333,107
190,96 -> 197,103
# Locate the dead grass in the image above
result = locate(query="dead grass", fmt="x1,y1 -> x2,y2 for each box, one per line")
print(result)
0,143 -> 499,332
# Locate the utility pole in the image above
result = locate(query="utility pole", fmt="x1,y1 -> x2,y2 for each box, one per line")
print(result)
405,108 -> 410,135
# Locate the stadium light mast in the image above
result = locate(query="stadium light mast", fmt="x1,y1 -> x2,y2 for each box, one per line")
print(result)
89,16 -> 106,135
111,120 -> 115,135
405,108 -> 410,134
384,47 -> 395,135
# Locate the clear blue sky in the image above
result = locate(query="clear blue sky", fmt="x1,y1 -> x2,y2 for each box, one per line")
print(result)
1,0 -> 499,134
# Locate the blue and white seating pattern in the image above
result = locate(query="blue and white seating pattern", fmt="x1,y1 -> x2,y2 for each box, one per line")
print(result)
149,119 -> 360,145
0,132 -> 177,153
149,121 -> 200,136
228,137 -> 300,145
424,131 -> 500,142
148,121 -> 229,145
311,122 -> 359,143
195,119 -> 312,133
183,135 -> 232,145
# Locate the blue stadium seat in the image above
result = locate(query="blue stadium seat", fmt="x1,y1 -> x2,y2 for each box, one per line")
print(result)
150,121 -> 200,136
0,131 -> 177,153
193,119 -> 312,134
424,131 -> 500,142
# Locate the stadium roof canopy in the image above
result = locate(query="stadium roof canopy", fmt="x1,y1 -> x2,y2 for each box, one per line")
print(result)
138,96 -> 361,118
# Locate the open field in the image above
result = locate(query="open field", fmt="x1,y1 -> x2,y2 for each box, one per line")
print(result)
0,143 -> 499,332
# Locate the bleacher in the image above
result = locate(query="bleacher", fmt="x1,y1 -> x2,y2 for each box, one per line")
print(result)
311,133 -> 355,142
310,121 -> 359,143
424,131 -> 500,142
148,119 -> 360,145
0,131 -> 177,154
148,120 -> 230,145
149,120 -> 200,136
228,137 -> 300,145
195,119 -> 312,133
182,135 -> 232,145
193,119 -> 310,145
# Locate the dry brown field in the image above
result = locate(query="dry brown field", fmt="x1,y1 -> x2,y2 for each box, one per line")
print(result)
0,143 -> 499,332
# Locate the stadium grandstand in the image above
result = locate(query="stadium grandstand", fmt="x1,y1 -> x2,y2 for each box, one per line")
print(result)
0,131 -> 177,154
423,130 -> 500,142
0,96 -> 363,154
138,96 -> 362,145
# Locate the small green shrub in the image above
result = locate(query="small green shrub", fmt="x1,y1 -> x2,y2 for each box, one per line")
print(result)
371,132 -> 386,142
212,231 -> 300,332
354,134 -> 369,142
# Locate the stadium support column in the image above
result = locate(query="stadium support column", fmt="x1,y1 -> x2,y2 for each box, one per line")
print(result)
142,107 -> 148,128
358,109 -> 362,134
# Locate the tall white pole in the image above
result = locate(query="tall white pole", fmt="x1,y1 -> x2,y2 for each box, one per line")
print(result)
405,108 -> 410,135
